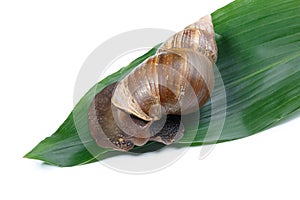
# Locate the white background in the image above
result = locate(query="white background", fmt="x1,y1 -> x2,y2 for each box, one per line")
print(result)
1,0 -> 299,199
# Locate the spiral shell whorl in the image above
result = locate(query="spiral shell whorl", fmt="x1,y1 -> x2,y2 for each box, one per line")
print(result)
111,15 -> 217,122
159,15 -> 217,63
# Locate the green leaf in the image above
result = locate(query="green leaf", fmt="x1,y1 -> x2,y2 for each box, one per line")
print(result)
25,0 -> 300,167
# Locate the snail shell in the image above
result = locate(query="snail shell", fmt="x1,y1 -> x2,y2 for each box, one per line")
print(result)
88,15 -> 217,151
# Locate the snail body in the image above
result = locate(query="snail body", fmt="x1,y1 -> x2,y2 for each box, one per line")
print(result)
88,15 -> 217,151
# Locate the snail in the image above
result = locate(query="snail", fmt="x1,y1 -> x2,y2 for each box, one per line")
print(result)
88,15 -> 217,151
